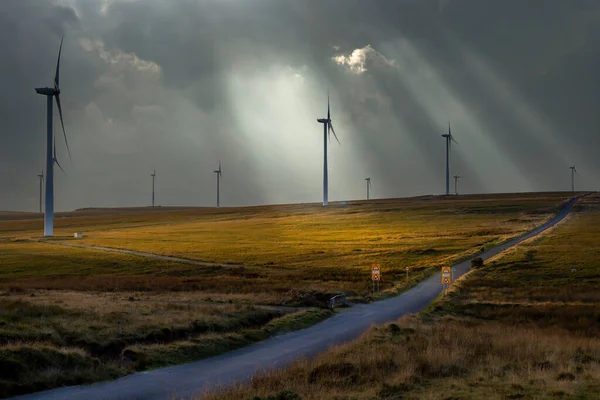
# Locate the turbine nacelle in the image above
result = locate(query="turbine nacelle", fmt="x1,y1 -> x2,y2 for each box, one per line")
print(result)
35,87 -> 57,96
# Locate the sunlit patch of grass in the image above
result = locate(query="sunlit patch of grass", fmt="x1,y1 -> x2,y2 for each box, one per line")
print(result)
0,193 -> 572,301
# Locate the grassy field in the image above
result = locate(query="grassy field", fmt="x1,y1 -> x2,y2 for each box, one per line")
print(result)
0,193 -> 573,303
0,193 -> 578,397
201,194 -> 600,400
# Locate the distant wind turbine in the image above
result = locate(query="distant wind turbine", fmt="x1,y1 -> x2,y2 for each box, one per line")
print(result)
151,167 -> 156,207
365,177 -> 371,200
441,122 -> 458,196
316,90 -> 340,206
34,36 -> 71,236
453,175 -> 461,196
214,161 -> 222,208
37,170 -> 44,214
570,165 -> 577,193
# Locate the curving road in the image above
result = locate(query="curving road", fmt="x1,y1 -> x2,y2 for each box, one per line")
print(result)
13,197 -> 579,400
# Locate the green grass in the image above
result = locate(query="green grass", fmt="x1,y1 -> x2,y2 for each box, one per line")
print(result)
201,194 -> 600,400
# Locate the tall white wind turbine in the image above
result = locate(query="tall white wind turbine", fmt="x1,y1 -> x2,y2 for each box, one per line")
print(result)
316,91 -> 340,206
34,37 -> 71,236
570,165 -> 577,193
214,161 -> 222,208
441,123 -> 458,196
365,177 -> 371,200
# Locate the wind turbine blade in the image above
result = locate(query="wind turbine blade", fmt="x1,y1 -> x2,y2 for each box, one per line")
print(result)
329,122 -> 340,144
54,158 -> 67,176
55,94 -> 72,163
327,88 -> 330,120
54,36 -> 64,90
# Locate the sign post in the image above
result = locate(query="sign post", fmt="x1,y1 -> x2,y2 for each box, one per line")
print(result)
371,264 -> 381,293
405,267 -> 409,281
442,266 -> 452,290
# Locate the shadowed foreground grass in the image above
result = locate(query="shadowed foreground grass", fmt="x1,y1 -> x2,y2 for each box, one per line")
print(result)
201,194 -> 600,400
0,293 -> 330,398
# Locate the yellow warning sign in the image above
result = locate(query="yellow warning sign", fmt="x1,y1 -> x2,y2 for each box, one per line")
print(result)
372,264 -> 381,281
442,266 -> 451,285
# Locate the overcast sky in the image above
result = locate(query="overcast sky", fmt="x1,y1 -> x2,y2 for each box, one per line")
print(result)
1,0 -> 599,211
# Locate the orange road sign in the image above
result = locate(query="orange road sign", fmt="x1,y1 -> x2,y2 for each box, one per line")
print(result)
442,266 -> 451,284
372,264 -> 381,281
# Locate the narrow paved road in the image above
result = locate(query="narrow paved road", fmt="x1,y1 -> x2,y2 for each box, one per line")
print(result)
14,197 -> 578,400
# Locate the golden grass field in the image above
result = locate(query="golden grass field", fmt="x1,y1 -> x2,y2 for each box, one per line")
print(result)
0,193 -> 573,303
0,192 -> 581,397
202,194 -> 600,400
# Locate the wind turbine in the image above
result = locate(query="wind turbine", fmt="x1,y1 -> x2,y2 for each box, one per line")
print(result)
453,175 -> 461,196
316,91 -> 340,206
214,161 -> 222,208
34,37 -> 71,236
365,177 -> 371,200
37,170 -> 44,213
151,167 -> 156,207
441,122 -> 458,196
570,165 -> 577,193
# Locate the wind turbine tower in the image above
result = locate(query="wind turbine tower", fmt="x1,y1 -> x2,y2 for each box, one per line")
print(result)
441,123 -> 458,196
214,161 -> 222,208
316,91 -> 340,206
453,175 -> 461,196
34,37 -> 71,236
365,177 -> 371,200
570,165 -> 577,193
37,170 -> 44,213
151,168 -> 156,207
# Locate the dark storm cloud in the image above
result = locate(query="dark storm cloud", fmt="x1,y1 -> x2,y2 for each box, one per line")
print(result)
1,0 -> 599,211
